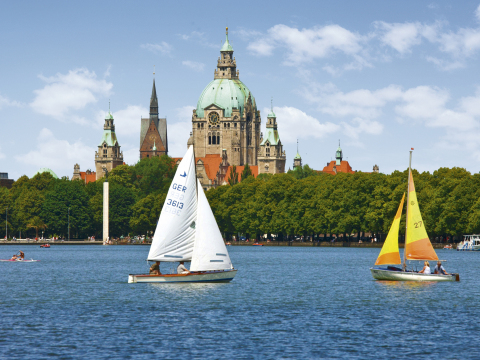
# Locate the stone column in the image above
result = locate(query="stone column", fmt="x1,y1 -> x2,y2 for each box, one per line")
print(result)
103,181 -> 109,245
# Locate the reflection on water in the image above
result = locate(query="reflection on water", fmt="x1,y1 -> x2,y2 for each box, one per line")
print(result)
376,280 -> 438,289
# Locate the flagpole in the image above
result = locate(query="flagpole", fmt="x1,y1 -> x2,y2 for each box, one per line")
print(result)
403,148 -> 413,270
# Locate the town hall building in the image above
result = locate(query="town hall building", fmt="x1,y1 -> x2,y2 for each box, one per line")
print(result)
187,28 -> 286,189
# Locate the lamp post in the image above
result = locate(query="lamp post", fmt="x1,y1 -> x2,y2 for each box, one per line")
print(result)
68,207 -> 70,241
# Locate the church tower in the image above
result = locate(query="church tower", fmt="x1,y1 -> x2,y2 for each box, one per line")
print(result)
95,108 -> 124,180
140,73 -> 168,159
258,104 -> 286,174
191,27 -> 261,167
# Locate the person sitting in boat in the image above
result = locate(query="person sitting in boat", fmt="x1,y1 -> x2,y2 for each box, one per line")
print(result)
177,261 -> 190,275
19,251 -> 24,260
434,261 -> 448,275
10,254 -> 17,260
149,261 -> 161,275
419,261 -> 431,274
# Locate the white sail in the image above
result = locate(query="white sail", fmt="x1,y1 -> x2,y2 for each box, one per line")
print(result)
147,146 -> 197,262
190,179 -> 233,271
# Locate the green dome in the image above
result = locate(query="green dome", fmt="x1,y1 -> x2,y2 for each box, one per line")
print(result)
196,78 -> 256,118
294,152 -> 301,160
34,168 -> 58,179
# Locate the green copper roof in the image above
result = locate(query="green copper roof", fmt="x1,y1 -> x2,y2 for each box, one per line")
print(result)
268,110 -> 276,118
294,152 -> 301,160
34,168 -> 58,179
221,31 -> 234,52
196,79 -> 256,118
261,128 -> 280,146
107,111 -> 113,120
99,130 -> 118,147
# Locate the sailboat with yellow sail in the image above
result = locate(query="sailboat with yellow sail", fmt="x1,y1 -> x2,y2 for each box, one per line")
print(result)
370,150 -> 459,282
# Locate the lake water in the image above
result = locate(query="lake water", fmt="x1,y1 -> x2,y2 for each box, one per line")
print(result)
0,245 -> 478,359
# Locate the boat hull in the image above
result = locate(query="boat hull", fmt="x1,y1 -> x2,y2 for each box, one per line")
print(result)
128,269 -> 237,284
370,268 -> 459,282
0,259 -> 39,262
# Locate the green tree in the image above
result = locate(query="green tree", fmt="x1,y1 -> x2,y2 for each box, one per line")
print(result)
240,163 -> 253,182
228,165 -> 239,185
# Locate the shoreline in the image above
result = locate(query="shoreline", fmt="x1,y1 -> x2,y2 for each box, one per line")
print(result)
0,240 -> 449,248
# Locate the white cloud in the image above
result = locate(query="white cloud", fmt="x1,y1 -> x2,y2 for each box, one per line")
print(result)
167,106 -> 195,157
476,4 -> 480,22
15,128 -> 95,177
182,61 -> 205,72
264,106 -> 340,144
30,68 -> 112,120
341,117 -> 383,139
438,28 -> 480,57
0,94 -> 22,109
248,24 -> 365,66
425,56 -> 465,70
140,42 -> 172,55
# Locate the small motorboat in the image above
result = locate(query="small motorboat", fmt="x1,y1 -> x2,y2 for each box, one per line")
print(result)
443,244 -> 452,249
252,243 -> 263,246
40,244 -> 51,248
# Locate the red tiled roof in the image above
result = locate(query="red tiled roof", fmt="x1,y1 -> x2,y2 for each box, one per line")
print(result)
79,172 -> 96,184
172,154 -> 223,182
224,165 -> 259,182
322,160 -> 355,175
196,154 -> 223,182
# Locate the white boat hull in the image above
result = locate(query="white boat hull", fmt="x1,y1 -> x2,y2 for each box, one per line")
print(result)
370,268 -> 459,282
128,269 -> 237,284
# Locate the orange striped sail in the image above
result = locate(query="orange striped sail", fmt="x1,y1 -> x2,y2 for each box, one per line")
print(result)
375,193 -> 405,265
405,172 -> 438,261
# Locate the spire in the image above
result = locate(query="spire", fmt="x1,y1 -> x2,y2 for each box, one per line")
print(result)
294,139 -> 301,159
268,96 -> 276,118
221,26 -> 234,52
336,139 -> 343,165
150,76 -> 158,116
152,139 -> 157,151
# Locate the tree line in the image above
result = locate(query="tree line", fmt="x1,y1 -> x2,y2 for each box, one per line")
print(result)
1,156 -> 478,242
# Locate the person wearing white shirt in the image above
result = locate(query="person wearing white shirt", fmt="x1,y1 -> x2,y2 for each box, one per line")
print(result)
419,261 -> 431,274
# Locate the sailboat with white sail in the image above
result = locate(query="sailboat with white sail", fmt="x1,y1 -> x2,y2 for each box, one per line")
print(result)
128,146 -> 237,283
370,150 -> 459,282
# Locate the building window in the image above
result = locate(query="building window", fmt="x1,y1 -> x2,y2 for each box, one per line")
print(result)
234,123 -> 237,128
224,123 -> 226,128
208,132 -> 212,145
197,123 -> 200,129
217,132 -> 220,145
201,123 -> 204,128
227,123 -> 230,128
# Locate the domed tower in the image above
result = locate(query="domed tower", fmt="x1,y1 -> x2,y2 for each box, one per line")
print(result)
95,108 -> 124,180
258,102 -> 286,174
191,27 -> 261,167
293,140 -> 302,169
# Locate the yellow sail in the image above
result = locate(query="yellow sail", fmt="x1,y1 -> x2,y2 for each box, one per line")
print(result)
405,172 -> 438,261
374,193 -> 405,265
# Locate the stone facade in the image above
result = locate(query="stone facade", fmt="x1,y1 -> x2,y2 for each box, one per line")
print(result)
95,112 -> 124,180
140,78 -> 167,159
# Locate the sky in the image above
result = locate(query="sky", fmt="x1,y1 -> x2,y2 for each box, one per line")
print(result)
2,0 -> 480,179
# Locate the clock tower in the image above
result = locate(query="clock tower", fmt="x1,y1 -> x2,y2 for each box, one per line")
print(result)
190,27 -> 261,167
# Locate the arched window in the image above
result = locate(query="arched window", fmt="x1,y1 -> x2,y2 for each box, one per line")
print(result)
197,123 -> 200,129
217,132 -> 220,145
227,123 -> 230,128
208,132 -> 212,145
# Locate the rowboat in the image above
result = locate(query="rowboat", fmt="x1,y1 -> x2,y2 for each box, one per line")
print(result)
370,150 -> 459,282
128,146 -> 237,284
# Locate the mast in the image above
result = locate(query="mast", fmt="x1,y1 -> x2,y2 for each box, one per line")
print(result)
403,149 -> 413,270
